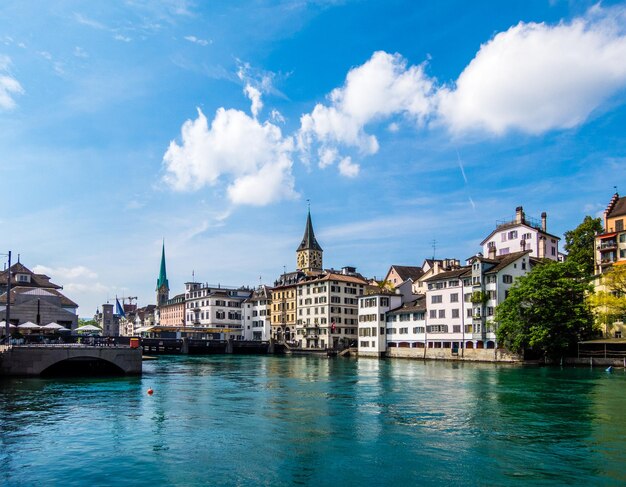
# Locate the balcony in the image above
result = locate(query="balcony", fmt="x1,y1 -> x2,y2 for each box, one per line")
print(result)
598,241 -> 617,251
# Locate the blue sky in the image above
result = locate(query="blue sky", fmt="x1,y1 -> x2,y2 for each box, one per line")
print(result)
1,0 -> 626,317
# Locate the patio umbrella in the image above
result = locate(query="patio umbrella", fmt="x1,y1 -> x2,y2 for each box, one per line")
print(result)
75,324 -> 102,334
18,322 -> 41,330
42,322 -> 64,330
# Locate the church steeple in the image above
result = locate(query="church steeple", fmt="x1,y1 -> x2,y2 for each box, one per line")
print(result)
156,241 -> 169,306
296,208 -> 323,273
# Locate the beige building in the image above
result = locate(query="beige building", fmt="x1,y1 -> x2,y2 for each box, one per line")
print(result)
159,293 -> 186,327
296,268 -> 371,349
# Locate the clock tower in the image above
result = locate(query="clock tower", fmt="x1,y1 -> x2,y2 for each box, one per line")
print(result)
296,209 -> 323,274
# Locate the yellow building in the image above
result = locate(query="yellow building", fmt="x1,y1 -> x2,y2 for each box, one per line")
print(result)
270,272 -> 302,343
594,191 -> 626,337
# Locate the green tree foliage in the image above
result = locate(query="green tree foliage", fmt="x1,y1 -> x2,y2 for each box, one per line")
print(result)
563,215 -> 603,277
495,260 -> 595,360
589,265 -> 626,325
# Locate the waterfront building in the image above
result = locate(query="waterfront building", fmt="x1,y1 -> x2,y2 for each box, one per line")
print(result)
242,285 -> 272,341
593,191 -> 626,338
159,293 -> 186,327
0,261 -> 78,330
358,285 -> 405,357
296,267 -> 370,349
185,282 -> 251,340
412,258 -> 461,295
481,206 -> 560,261
271,271 -> 304,343
385,295 -> 427,349
594,192 -> 626,275
424,250 -> 535,350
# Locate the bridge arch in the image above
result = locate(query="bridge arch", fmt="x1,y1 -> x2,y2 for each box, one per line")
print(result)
41,356 -> 126,377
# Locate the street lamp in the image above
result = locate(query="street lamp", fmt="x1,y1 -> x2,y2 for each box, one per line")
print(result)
1,251 -> 12,342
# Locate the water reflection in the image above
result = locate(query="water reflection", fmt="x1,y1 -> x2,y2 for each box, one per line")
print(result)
1,358 -> 625,486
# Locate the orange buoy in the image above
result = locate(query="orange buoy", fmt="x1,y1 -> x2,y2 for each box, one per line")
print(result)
147,388 -> 154,395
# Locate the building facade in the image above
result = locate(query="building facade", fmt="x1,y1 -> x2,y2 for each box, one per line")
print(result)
0,262 -> 79,330
185,283 -> 251,340
481,206 -> 559,261
242,285 -> 272,341
295,268 -> 370,349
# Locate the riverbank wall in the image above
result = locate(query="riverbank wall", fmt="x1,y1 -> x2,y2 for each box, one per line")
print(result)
385,347 -> 523,363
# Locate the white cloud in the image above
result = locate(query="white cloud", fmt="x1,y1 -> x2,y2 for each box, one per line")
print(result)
162,107 -> 297,206
437,6 -> 626,134
318,147 -> 337,169
244,84 -> 263,118
33,265 -> 98,281
184,35 -> 211,46
270,109 -> 285,124
298,50 -> 435,158
0,56 -> 24,110
74,46 -> 89,58
338,156 -> 359,178
114,34 -> 132,42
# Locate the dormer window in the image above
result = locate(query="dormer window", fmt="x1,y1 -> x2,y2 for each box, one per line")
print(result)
16,274 -> 30,283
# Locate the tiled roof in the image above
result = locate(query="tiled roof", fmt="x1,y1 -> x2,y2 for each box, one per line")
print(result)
483,250 -> 532,274
0,262 -> 63,290
423,266 -> 471,282
389,265 -> 424,282
388,295 -> 426,314
607,194 -> 626,219
0,285 -> 78,307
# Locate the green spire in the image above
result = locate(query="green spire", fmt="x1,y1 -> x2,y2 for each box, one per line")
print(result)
156,241 -> 169,291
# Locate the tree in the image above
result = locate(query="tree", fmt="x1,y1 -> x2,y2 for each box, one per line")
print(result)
589,265 -> 626,331
563,215 -> 603,277
495,260 -> 596,360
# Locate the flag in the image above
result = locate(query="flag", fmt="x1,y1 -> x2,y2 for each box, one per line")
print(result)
116,297 -> 126,318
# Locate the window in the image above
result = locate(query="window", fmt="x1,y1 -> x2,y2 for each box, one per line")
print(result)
429,310 -> 436,319
413,327 -> 425,334
464,293 -> 472,302
450,293 -> 459,303
501,233 -> 507,242
453,325 -> 460,333
551,247 -> 556,256
467,309 -> 473,318
438,310 -> 445,318
499,248 -> 510,255
617,219 -> 625,232
508,231 -> 518,239
502,274 -> 513,284
427,325 -> 448,333
452,309 -> 459,318
522,233 -> 532,240
431,295 -> 443,304
620,233 -> 626,243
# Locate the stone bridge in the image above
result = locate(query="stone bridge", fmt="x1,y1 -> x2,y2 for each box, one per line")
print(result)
0,345 -> 142,376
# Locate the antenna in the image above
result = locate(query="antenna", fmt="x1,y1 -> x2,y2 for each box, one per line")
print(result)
431,239 -> 437,260
307,199 -> 310,212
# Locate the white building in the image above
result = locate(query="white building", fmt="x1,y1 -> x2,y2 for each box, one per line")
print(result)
185,282 -> 252,340
242,285 -> 272,341
385,295 -> 427,350
358,290 -> 403,357
423,266 -> 471,350
424,250 -> 536,350
481,206 -> 560,261
296,267 -> 370,350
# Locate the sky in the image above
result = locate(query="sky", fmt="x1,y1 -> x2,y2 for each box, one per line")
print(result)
1,0 -> 626,317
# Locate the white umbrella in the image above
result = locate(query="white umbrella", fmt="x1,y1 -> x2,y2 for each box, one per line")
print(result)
42,322 -> 64,330
18,322 -> 41,330
75,324 -> 102,333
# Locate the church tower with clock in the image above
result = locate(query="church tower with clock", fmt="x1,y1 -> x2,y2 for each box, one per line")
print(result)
296,209 -> 323,274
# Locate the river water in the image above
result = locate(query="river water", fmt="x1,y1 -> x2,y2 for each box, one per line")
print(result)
1,355 -> 625,486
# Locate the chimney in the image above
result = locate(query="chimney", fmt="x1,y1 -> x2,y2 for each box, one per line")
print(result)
515,206 -> 524,224
541,212 -> 547,232
488,245 -> 496,259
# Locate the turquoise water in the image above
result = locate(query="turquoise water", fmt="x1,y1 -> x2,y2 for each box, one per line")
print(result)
1,356 -> 625,486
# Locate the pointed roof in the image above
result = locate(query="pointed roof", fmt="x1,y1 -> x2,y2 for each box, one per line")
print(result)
156,242 -> 169,290
297,210 -> 322,252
